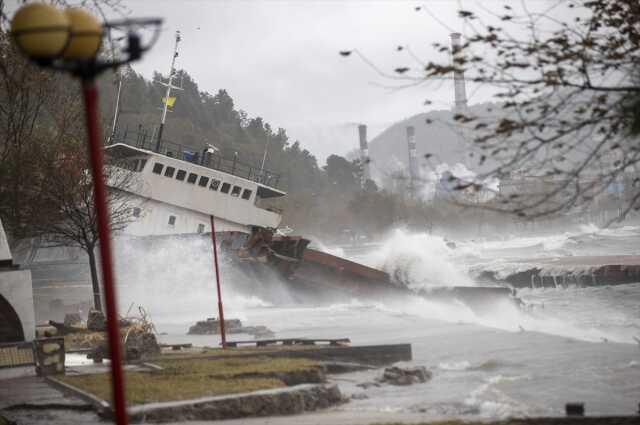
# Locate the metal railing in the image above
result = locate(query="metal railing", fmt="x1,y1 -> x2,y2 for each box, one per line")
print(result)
110,130 -> 281,188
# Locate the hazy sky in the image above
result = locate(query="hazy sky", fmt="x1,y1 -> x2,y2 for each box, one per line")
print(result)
117,0 -> 472,161
6,1 -> 557,162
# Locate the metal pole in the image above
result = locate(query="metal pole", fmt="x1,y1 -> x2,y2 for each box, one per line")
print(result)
109,70 -> 123,145
260,137 -> 270,178
82,80 -> 128,425
209,215 -> 226,348
155,31 -> 181,153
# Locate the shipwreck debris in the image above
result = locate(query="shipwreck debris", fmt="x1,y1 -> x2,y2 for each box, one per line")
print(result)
87,308 -> 106,332
84,306 -> 160,362
187,318 -> 275,339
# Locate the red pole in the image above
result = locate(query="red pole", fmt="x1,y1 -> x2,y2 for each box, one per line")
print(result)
82,80 -> 128,425
210,215 -> 226,348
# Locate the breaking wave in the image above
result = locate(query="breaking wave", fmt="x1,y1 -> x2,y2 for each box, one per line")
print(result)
361,229 -> 474,289
464,374 -> 530,419
113,235 -> 280,324
438,359 -> 509,372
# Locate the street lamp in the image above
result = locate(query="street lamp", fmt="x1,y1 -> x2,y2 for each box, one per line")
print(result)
11,5 -> 162,425
11,3 -> 70,60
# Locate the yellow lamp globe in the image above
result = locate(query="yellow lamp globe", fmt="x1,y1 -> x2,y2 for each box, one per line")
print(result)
62,8 -> 102,60
10,3 -> 70,59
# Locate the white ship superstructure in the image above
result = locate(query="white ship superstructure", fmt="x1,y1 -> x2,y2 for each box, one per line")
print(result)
105,142 -> 285,237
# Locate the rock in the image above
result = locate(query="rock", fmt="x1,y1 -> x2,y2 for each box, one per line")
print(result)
378,366 -> 432,386
188,318 -> 242,335
351,393 -> 368,400
87,308 -> 106,331
187,318 -> 274,338
356,382 -> 380,389
64,313 -> 82,328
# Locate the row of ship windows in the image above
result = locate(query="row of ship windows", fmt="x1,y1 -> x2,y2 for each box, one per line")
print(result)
132,207 -> 207,233
151,162 -> 252,200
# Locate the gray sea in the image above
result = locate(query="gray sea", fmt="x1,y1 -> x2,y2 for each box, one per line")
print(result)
113,224 -> 640,420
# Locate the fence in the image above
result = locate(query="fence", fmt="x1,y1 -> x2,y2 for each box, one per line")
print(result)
110,129 -> 281,188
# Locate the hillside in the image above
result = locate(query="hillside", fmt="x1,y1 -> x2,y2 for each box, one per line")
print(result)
367,102 -> 498,188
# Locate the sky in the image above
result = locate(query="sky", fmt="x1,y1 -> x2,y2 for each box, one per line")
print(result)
5,0 -> 560,163
112,0 -> 470,162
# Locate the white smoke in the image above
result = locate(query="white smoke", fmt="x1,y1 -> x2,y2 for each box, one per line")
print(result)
419,162 -> 500,202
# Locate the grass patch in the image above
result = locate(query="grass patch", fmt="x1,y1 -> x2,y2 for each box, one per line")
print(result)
58,356 -> 320,405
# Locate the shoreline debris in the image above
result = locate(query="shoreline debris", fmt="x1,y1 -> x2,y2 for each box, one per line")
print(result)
188,318 -> 275,339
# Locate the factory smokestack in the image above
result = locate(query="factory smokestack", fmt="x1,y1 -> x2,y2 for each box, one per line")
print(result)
358,124 -> 371,187
407,126 -> 418,197
450,32 -> 468,110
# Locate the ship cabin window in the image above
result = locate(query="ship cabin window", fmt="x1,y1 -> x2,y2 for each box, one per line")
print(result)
176,170 -> 187,181
135,159 -> 147,172
152,163 -> 164,175
210,179 -> 221,191
168,215 -> 176,226
198,176 -> 209,187
231,185 -> 242,197
187,173 -> 198,184
132,207 -> 141,218
118,158 -> 147,172
197,224 -> 205,234
164,166 -> 175,178
242,189 -> 252,200
220,182 -> 231,194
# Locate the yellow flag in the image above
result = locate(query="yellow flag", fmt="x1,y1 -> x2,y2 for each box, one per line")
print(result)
162,96 -> 176,107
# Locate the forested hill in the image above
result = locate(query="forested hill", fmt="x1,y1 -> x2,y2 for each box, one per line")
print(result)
97,67 -> 414,237
98,66 -> 324,197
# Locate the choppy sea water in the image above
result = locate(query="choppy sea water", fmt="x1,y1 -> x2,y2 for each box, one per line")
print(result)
115,224 -> 640,420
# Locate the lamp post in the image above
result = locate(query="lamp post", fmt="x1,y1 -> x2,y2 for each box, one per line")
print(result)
10,5 -> 161,425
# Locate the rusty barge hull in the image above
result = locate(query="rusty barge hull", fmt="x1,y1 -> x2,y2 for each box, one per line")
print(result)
477,255 -> 640,288
224,232 -> 519,312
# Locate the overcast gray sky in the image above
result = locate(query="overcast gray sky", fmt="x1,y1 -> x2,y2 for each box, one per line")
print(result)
7,0 -> 555,163
118,0 -> 474,162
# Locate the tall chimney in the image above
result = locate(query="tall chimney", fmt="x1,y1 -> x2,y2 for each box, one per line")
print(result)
450,33 -> 468,110
407,126 -> 418,197
358,124 -> 371,186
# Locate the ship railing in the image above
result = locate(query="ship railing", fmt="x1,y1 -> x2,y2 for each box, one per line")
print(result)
109,130 -> 281,188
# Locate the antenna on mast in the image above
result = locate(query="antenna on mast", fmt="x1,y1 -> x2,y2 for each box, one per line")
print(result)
154,30 -> 183,153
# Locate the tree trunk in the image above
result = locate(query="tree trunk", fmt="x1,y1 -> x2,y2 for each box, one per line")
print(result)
87,246 -> 102,312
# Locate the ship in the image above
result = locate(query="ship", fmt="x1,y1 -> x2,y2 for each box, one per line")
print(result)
11,133 -> 517,322
102,136 -> 518,312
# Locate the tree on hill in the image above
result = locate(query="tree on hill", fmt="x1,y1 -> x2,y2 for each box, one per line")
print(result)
324,154 -> 360,193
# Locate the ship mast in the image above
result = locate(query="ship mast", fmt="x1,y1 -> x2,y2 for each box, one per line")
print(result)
155,30 -> 182,153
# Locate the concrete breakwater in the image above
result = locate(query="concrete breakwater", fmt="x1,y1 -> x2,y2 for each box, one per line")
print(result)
127,384 -> 343,423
